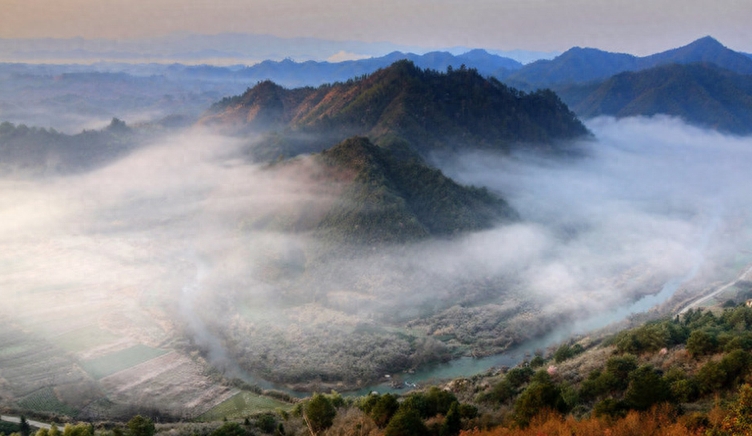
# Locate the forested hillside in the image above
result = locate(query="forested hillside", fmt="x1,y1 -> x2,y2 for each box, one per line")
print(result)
201,60 -> 588,161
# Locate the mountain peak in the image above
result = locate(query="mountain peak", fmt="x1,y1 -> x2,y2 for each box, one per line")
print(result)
689,35 -> 724,48
639,35 -> 752,73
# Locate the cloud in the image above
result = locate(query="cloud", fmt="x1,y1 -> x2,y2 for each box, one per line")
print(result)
326,51 -> 371,62
3,116 -> 752,389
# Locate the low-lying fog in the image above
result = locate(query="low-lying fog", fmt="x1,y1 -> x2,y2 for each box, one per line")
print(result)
2,115 -> 751,386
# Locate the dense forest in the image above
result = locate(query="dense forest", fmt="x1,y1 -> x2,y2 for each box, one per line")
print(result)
201,60 -> 588,161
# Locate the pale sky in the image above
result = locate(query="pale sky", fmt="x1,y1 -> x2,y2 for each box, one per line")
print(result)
1,0 -> 750,55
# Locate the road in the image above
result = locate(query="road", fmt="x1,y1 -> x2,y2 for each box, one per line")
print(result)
0,415 -> 52,430
679,263 -> 752,314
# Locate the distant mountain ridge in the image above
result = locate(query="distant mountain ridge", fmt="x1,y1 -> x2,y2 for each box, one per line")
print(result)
557,62 -> 752,134
505,36 -> 752,89
201,60 -> 588,160
169,49 -> 522,88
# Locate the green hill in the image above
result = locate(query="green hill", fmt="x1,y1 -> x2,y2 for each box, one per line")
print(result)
313,137 -> 517,244
201,60 -> 588,161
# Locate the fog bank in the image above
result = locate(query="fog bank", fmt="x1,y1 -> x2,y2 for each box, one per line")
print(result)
2,115 -> 752,392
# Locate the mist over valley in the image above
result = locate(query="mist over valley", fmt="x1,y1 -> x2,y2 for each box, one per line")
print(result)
1,35 -> 752,427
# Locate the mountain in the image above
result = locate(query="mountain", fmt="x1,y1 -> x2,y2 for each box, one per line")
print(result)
201,60 -> 589,160
311,137 -> 516,244
503,47 -> 639,89
639,36 -> 752,73
173,49 -> 522,88
557,63 -> 752,134
507,36 -> 752,89
0,118 -> 140,174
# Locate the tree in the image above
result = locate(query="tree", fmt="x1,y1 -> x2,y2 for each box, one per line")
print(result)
623,365 -> 672,410
303,393 -> 336,435
19,417 -> 30,436
210,422 -> 246,436
722,384 -> 752,435
514,379 -> 565,427
384,409 -> 428,436
369,394 -> 399,428
126,416 -> 155,436
62,424 -> 91,436
255,414 -> 277,434
440,402 -> 462,436
686,330 -> 718,356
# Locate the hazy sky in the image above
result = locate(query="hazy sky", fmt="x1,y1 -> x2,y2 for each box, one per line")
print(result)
1,0 -> 750,55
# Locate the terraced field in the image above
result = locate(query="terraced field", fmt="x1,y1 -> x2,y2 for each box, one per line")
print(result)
16,387 -> 78,417
198,391 -> 292,421
0,326 -> 89,400
80,345 -> 169,380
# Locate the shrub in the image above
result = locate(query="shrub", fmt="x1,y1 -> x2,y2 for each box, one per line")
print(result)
624,366 -> 673,410
303,394 -> 336,434
384,409 -> 428,436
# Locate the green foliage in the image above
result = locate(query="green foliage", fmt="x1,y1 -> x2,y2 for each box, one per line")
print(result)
514,378 -> 565,427
529,355 -> 545,368
316,137 -> 516,244
384,409 -> 428,436
368,394 -> 399,428
605,354 -> 638,384
126,416 -> 155,436
553,343 -> 584,363
696,361 -> 728,394
623,366 -> 673,410
400,387 -> 458,419
18,418 -> 29,436
210,422 -> 246,436
458,403 -> 478,420
440,402 -> 462,436
221,60 -> 588,162
255,414 -> 277,434
670,378 -> 699,403
0,422 -> 20,435
505,366 -> 534,388
303,393 -> 336,434
580,355 -> 637,400
592,398 -> 627,419
719,349 -> 752,388
722,384 -> 752,433
17,387 -> 77,416
686,330 -> 719,357
61,424 -> 91,436
615,320 -> 688,354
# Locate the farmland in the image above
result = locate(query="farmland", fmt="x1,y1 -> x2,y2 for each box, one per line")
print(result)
0,233 -> 283,420
197,391 -> 292,421
16,387 -> 78,417
80,345 -> 169,380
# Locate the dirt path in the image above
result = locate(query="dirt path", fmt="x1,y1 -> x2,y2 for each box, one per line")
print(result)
679,263 -> 752,314
0,415 -> 52,430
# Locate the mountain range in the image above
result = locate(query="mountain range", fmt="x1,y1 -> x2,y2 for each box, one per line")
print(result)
504,36 -> 752,90
557,63 -> 752,134
201,60 -> 588,161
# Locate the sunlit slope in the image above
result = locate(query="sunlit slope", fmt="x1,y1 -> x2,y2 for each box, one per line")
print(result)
200,60 -> 588,160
